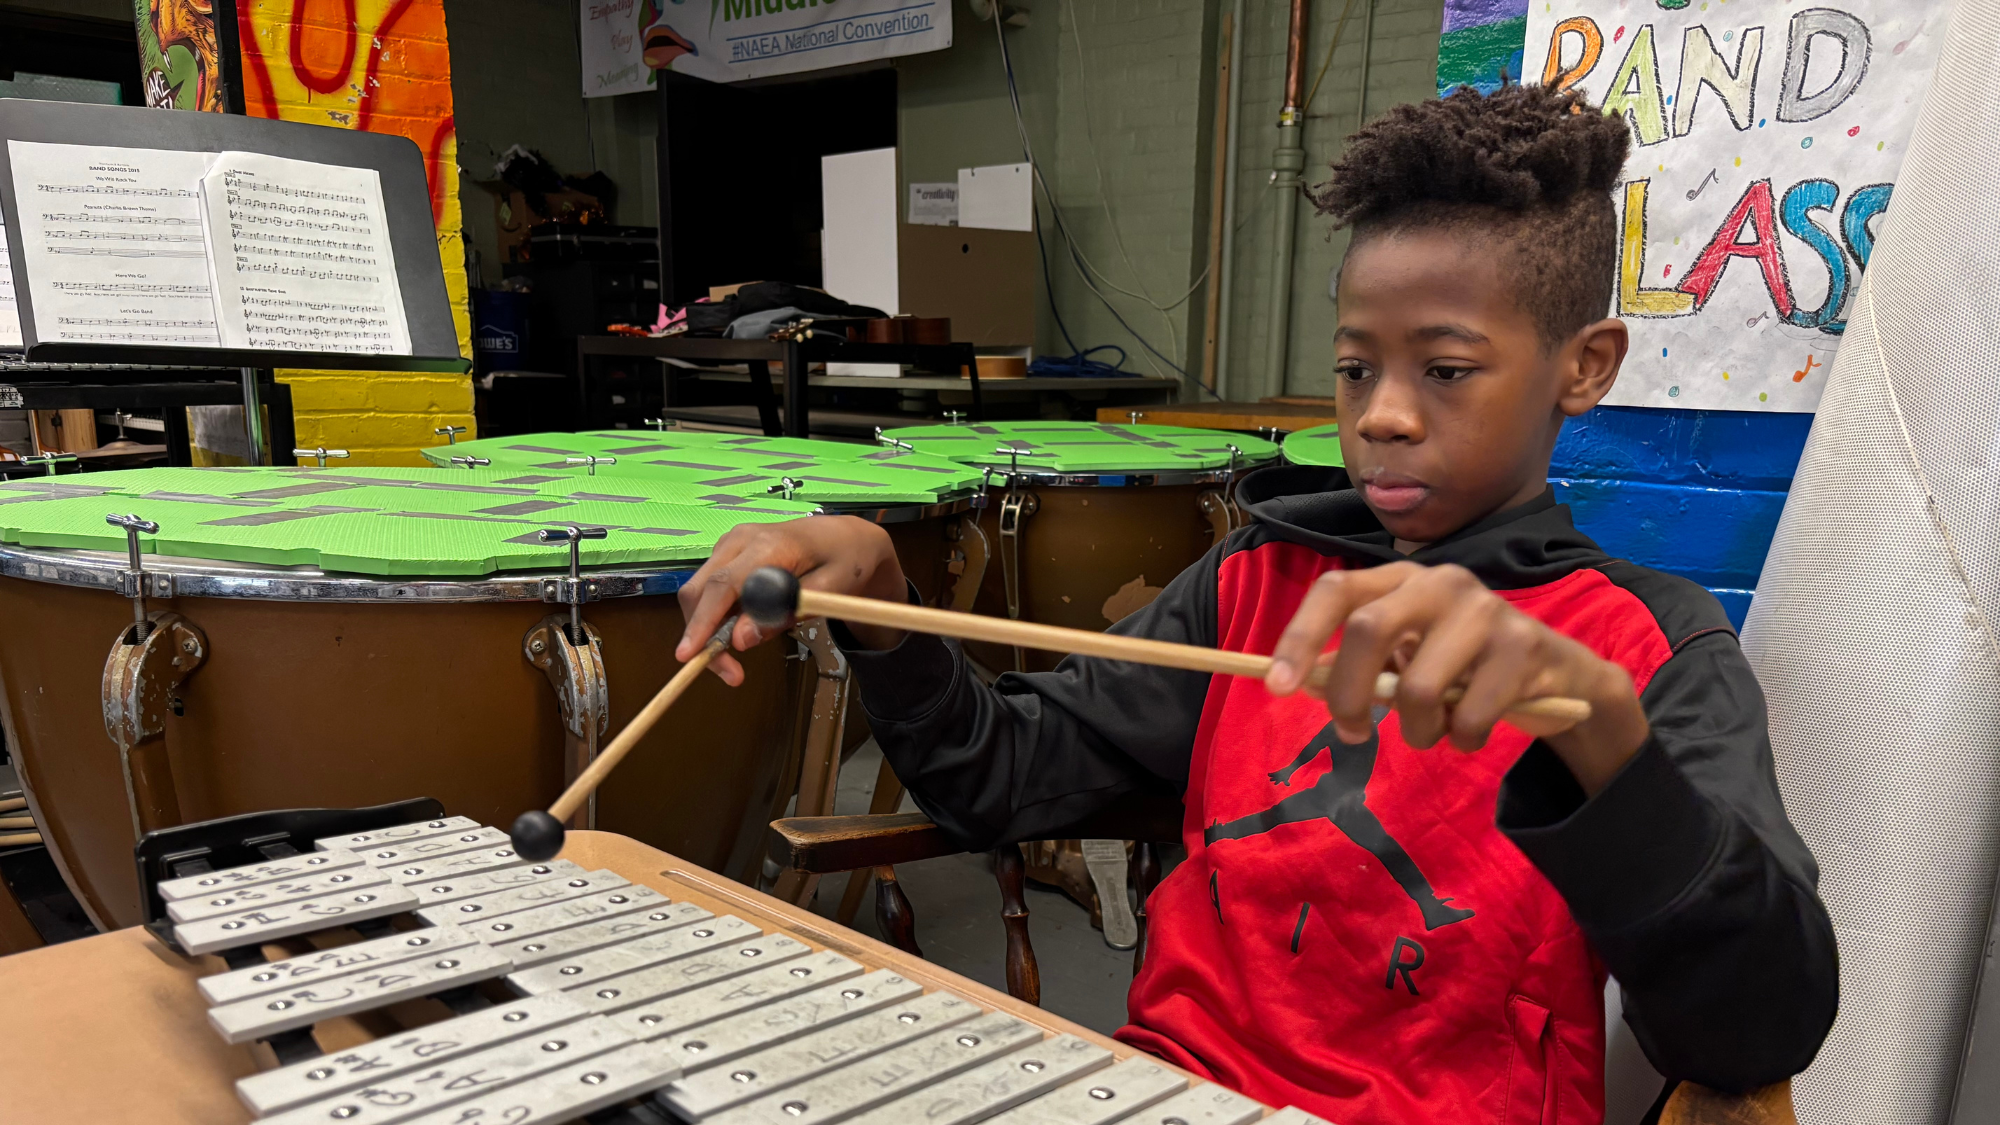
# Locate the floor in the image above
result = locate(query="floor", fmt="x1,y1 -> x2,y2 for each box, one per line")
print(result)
800,741 -> 1178,1038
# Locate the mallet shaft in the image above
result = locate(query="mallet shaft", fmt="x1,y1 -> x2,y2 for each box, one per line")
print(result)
547,625 -> 733,824
792,587 -> 1592,726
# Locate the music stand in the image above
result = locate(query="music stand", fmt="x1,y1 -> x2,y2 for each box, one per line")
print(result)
0,100 -> 466,463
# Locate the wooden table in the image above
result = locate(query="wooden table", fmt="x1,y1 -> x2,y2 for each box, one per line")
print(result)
1097,401 -> 1337,433
0,831 -> 1199,1125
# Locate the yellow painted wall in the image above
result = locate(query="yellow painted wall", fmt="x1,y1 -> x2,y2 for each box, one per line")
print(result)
237,0 -> 475,464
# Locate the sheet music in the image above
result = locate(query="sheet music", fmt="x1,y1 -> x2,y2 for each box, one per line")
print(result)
5,140 -> 222,347
0,214 -> 20,349
199,151 -> 410,355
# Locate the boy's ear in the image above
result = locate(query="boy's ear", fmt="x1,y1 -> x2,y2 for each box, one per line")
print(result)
1557,318 -> 1628,417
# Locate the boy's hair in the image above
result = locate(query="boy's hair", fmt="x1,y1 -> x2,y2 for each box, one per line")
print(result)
1310,84 -> 1630,348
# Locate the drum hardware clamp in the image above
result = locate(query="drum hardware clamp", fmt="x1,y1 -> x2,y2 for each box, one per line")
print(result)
526,526 -> 612,829
448,455 -> 491,469
100,512 -> 208,840
566,455 -> 617,477
991,449 -> 1041,672
1128,410 -> 1146,424
111,410 -> 131,440
434,425 -> 467,445
292,447 -> 349,468
872,426 -> 916,454
943,410 -> 968,425
1257,426 -> 1290,442
22,452 -> 77,476
643,417 -> 678,431
767,477 -> 804,501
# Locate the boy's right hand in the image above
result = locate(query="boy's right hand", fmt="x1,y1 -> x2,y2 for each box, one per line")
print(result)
675,516 -> 910,684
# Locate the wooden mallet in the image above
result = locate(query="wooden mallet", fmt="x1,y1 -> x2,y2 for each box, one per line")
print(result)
510,617 -> 737,861
736,566 -> 1592,728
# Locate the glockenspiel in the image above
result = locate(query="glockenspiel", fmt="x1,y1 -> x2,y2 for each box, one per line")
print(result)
2,802 -> 1330,1125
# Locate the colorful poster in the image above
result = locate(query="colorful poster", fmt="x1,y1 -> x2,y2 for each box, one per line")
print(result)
580,0 -> 951,94
1438,0 -> 1528,96
1522,1 -> 1947,412
134,0 -> 236,112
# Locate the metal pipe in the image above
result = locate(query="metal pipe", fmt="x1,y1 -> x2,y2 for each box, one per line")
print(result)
239,367 -> 265,466
1355,0 -> 1376,134
1263,0 -> 1311,400
1200,9 -> 1235,390
1214,0 -> 1247,397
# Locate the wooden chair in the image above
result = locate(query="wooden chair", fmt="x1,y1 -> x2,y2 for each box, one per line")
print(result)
768,798 -> 1799,1125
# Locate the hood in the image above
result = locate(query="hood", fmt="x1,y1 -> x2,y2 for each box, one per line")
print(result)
1233,465 -> 1607,590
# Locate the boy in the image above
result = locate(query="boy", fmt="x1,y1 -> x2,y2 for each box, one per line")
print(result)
673,85 -> 1836,1125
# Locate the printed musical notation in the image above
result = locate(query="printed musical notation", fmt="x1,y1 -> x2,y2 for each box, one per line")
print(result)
8,141 -> 223,348
6,141 -> 409,354
1686,169 -> 1719,201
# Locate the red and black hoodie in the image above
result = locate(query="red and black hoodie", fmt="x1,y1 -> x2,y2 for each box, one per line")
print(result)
838,467 -> 1838,1125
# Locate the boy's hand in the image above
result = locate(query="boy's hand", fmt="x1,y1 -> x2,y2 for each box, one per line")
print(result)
1264,562 -> 1650,796
676,516 -> 909,685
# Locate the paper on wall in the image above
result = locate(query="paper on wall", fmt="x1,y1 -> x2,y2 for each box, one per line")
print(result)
0,214 -> 20,349
580,0 -> 951,92
1523,1 -> 1948,412
909,182 -> 958,227
957,163 -> 1033,232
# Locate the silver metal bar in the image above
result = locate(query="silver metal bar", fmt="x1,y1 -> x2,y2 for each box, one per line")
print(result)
507,917 -> 764,997
240,367 -> 264,466
359,825 -> 513,867
175,884 -> 419,956
257,1014 -> 634,1125
978,1056 -> 1188,1125
1124,1084 -> 1268,1125
386,845 -> 530,885
697,1010 -> 1042,1125
235,991 -> 594,1116
492,900 -> 712,968
412,860 -> 579,907
159,849 -> 364,902
571,931 -> 810,1015
841,1035 -> 1113,1125
644,969 -> 919,1070
207,943 -> 513,1044
659,991 -> 981,1120
393,1040 -> 682,1125
316,816 -> 483,852
198,926 -> 479,1006
448,883 -> 667,944
168,866 -> 391,923
414,869 -> 628,927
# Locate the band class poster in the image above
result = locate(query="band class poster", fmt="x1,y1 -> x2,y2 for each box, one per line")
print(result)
1449,1 -> 1948,413
581,0 -> 951,95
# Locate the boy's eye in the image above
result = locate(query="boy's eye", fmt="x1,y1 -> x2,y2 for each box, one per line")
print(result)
1335,363 -> 1372,382
1427,365 -> 1476,382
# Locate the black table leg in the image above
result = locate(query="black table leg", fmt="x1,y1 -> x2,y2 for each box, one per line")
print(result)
265,381 -> 296,465
163,405 -> 193,467
748,360 -> 782,437
783,339 -> 806,437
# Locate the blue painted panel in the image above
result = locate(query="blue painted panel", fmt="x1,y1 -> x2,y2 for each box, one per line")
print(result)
1552,477 -> 1789,590
1553,406 -> 1813,491
1710,589 -> 1754,631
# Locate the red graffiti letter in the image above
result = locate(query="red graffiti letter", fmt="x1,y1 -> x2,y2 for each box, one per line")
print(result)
1677,179 -> 1794,317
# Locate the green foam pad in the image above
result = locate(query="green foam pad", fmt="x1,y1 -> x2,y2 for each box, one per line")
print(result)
422,432 -> 981,504
1281,423 -> 1344,467
880,421 -> 1280,473
0,466 -> 812,575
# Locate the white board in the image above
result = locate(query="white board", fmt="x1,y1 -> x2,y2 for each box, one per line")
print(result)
1523,0 -> 1949,412
822,147 -> 899,377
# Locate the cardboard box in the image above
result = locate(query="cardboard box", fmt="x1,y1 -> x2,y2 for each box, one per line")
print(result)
896,223 -> 1036,347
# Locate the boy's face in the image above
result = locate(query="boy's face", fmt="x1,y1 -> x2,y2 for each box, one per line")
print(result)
1332,228 -> 1624,546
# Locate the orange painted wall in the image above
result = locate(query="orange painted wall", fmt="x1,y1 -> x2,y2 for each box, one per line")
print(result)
236,0 -> 475,464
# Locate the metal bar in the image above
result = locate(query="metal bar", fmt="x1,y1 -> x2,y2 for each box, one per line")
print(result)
783,338 -> 807,437
239,367 -> 264,465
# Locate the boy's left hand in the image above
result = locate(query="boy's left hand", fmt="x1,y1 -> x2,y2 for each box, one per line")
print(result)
1264,562 -> 1651,796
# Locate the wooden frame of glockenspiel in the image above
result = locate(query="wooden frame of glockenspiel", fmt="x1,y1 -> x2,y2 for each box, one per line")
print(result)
0,826 -> 1314,1125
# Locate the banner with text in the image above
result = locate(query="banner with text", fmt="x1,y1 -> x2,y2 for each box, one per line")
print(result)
582,0 -> 950,95
1523,1 -> 1946,411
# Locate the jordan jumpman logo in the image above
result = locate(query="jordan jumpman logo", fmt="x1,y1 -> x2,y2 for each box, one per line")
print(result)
1204,719 -> 1475,931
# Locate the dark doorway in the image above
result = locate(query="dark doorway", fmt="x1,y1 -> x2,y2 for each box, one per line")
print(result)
655,66 -> 898,305
0,9 -> 144,108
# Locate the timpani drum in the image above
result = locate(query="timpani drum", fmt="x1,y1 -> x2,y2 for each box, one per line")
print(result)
0,466 -> 821,931
883,421 -> 1280,674
1281,422 -> 1344,467
421,430 -> 988,609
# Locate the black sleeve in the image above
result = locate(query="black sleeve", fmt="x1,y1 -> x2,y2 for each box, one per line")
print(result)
837,543 -> 1224,849
1496,630 -> 1838,1093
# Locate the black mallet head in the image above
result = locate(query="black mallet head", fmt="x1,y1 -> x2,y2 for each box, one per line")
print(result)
741,567 -> 802,629
511,808 -> 566,862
